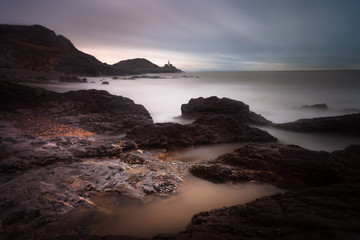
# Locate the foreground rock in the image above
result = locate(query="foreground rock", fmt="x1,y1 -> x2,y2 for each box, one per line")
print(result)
0,81 -> 152,134
181,96 -> 271,125
156,183 -> 360,240
276,113 -> 360,136
0,118 -> 188,239
190,143 -> 360,189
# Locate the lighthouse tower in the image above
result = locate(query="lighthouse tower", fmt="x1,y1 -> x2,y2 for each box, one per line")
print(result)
165,60 -> 173,67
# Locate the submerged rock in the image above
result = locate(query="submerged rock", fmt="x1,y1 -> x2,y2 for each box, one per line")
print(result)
276,113 -> 360,135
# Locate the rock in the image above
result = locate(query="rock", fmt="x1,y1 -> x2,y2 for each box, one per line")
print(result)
302,103 -> 328,110
101,81 -> 109,85
155,183 -> 360,240
59,76 -> 87,83
276,113 -> 360,135
0,81 -> 153,134
189,143 -> 360,188
181,96 -> 271,126
126,115 -> 276,149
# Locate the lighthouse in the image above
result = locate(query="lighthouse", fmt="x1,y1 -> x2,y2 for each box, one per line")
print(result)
165,60 -> 173,67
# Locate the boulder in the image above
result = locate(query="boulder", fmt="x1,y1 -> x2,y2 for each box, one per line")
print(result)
181,96 -> 271,125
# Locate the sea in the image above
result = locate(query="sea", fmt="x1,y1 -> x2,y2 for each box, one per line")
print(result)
32,70 -> 360,152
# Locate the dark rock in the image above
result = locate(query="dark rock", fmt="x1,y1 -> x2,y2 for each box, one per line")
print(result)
276,113 -> 360,136
181,96 -> 271,126
126,115 -> 276,149
156,183 -> 360,240
0,81 -> 153,134
190,143 -> 360,188
101,81 -> 109,85
302,103 -> 328,110
59,76 -> 87,83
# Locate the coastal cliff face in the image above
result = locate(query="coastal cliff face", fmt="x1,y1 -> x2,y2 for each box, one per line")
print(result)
0,24 -> 181,77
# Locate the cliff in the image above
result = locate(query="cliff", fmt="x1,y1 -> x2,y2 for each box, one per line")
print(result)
0,24 -> 181,77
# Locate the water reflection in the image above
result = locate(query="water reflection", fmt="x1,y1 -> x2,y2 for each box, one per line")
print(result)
88,176 -> 283,237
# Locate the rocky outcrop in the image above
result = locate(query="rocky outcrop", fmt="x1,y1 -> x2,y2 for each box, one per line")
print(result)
0,24 -> 116,76
155,183 -> 360,240
276,113 -> 360,135
189,143 -> 360,189
126,116 -> 276,149
0,81 -> 153,134
181,96 -> 271,125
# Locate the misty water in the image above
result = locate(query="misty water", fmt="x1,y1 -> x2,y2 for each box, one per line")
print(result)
33,70 -> 360,151
28,70 -> 360,237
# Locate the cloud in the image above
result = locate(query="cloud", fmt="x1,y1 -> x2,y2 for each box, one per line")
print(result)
1,0 -> 359,70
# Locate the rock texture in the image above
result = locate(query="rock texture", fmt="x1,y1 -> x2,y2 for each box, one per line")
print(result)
276,113 -> 360,135
155,183 -> 360,240
0,81 -> 153,134
0,114 -> 187,240
181,96 -> 271,126
126,116 -> 276,149
189,143 -> 360,189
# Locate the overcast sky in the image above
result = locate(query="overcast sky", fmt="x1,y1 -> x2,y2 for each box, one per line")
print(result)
1,0 -> 359,71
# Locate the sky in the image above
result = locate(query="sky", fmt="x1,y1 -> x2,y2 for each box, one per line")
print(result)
1,0 -> 360,71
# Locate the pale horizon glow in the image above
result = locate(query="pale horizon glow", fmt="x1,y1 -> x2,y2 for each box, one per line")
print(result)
1,0 -> 360,71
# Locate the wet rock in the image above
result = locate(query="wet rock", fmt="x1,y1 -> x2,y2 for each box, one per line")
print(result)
156,183 -> 360,240
302,103 -> 328,110
190,143 -> 360,189
126,115 -> 276,149
276,113 -> 360,135
101,81 -> 109,85
181,96 -> 271,125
